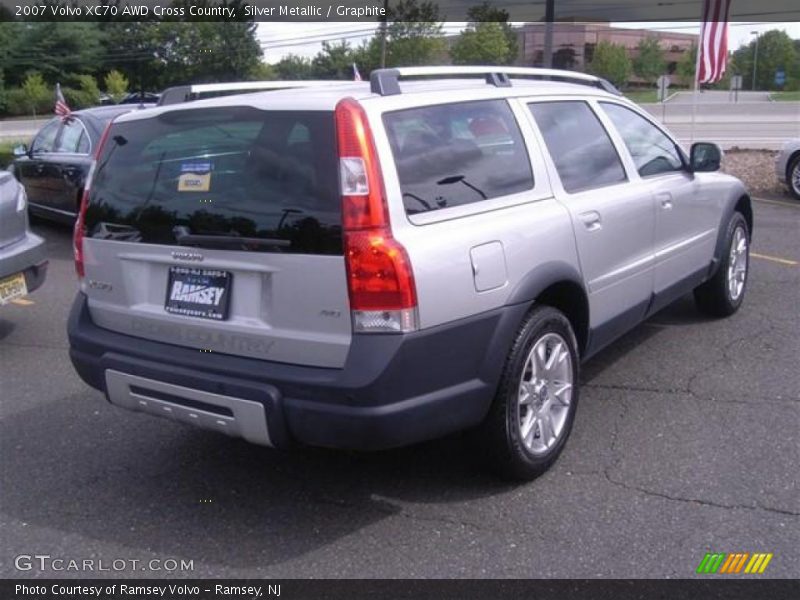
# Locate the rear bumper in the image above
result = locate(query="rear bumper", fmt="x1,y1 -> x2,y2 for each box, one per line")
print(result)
67,293 -> 524,450
0,231 -> 48,294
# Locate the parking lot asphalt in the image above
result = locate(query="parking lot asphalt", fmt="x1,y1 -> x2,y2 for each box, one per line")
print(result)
1,198 -> 798,579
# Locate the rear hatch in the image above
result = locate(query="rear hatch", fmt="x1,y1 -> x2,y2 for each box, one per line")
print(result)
81,105 -> 351,368
0,172 -> 27,250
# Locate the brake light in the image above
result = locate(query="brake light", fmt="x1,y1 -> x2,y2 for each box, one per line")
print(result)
74,121 -> 113,279
335,98 -> 418,333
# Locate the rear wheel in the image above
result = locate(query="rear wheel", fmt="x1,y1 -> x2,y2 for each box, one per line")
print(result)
788,154 -> 800,201
476,306 -> 580,480
694,212 -> 749,317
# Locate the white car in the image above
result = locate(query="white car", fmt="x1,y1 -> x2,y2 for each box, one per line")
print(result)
776,139 -> 800,200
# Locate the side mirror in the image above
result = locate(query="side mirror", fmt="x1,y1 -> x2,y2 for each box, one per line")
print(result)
12,144 -> 28,157
690,142 -> 722,173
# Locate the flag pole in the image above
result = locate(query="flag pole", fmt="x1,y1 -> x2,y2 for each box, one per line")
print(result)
691,26 -> 703,144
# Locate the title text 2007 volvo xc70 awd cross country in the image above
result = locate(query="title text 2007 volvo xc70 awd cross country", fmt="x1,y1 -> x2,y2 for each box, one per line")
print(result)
67,67 -> 752,479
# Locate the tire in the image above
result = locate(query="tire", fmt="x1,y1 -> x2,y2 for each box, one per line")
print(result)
474,306 -> 580,481
788,154 -> 800,201
694,212 -> 750,317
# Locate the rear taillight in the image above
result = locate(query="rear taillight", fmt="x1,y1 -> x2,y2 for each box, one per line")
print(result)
335,98 -> 418,333
74,122 -> 113,279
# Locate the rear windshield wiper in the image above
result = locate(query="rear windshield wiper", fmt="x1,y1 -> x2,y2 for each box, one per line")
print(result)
173,227 -> 290,251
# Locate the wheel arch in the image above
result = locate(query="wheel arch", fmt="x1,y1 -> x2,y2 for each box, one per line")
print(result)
505,262 -> 590,357
786,150 -> 800,180
711,193 -> 753,278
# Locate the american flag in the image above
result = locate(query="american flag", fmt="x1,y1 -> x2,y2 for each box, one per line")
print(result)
54,83 -> 71,118
352,63 -> 362,82
697,0 -> 732,84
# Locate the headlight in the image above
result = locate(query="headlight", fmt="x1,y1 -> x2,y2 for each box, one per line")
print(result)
16,186 -> 27,212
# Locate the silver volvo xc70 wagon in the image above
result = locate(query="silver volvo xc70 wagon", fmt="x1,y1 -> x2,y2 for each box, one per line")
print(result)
67,67 -> 752,479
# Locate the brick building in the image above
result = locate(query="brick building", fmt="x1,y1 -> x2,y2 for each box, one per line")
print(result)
515,21 -> 697,81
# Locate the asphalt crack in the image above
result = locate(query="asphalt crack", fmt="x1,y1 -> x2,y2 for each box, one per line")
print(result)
601,472 -> 800,518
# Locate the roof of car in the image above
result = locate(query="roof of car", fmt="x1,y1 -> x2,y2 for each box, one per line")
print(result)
114,78 -> 624,125
73,104 -> 153,138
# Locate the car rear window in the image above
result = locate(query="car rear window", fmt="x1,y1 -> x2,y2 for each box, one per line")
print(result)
85,107 -> 341,255
383,100 -> 533,215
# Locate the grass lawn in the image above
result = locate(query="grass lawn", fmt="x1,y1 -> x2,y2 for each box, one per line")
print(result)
771,91 -> 800,102
624,90 -> 660,104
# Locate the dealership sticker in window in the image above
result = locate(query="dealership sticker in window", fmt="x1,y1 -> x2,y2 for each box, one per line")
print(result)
178,162 -> 213,192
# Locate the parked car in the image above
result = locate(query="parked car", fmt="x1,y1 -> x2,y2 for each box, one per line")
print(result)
67,66 -> 752,480
8,105 -> 148,223
776,139 -> 800,200
0,171 -> 47,305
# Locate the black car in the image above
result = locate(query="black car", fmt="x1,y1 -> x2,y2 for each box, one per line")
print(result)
9,105 -> 147,222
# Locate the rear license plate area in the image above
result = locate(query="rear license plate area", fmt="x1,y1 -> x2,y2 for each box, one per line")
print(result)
0,272 -> 27,305
165,266 -> 231,321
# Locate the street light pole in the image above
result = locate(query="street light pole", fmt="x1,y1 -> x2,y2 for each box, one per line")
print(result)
543,0 -> 555,68
751,31 -> 760,91
380,0 -> 389,68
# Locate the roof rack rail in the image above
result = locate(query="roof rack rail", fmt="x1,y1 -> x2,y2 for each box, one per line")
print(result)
369,66 -> 621,97
157,80 -> 344,106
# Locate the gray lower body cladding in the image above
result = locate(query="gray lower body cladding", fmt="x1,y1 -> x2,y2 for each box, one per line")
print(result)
68,293 -> 527,450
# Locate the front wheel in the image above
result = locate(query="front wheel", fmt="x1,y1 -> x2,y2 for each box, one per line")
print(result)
475,306 -> 580,480
694,211 -> 750,317
788,154 -> 800,201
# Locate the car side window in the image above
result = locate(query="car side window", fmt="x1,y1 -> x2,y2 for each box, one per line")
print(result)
600,102 -> 684,177
31,119 -> 62,154
56,118 -> 88,154
528,101 -> 627,194
383,100 -> 534,215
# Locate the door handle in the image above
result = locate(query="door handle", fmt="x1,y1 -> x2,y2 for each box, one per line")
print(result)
657,192 -> 673,210
579,211 -> 602,231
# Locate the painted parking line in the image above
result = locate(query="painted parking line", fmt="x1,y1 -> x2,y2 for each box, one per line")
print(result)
751,252 -> 798,266
753,197 -> 800,210
10,298 -> 35,306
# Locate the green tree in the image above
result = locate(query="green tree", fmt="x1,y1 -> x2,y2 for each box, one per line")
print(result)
0,69 -> 6,114
99,22 -> 162,93
677,44 -> 697,87
633,36 -> 666,85
104,69 -> 129,103
383,0 -> 447,67
64,74 -> 101,109
451,22 -> 511,66
465,2 -> 518,64
588,41 -> 632,89
312,41 -> 357,79
732,29 -> 798,90
6,23 -> 104,86
249,62 -> 277,81
152,22 -> 263,86
273,55 -> 316,80
21,72 -> 50,117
